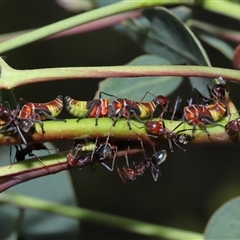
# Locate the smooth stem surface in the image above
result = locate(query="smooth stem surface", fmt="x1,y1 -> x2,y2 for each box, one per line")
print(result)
1,57 -> 240,89
0,192 -> 203,239
201,0 -> 240,21
0,0 -> 195,54
0,117 -> 234,146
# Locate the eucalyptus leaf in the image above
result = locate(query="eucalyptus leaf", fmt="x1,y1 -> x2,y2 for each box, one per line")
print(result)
95,54 -> 183,100
205,197 -> 240,239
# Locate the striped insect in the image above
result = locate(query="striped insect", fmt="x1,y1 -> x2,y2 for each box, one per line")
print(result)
65,92 -> 169,129
117,149 -> 167,182
64,96 -> 110,126
15,95 -> 65,140
183,101 -> 226,137
144,120 -> 192,152
101,91 -> 169,130
67,136 -> 118,171
0,102 -> 30,144
171,78 -> 228,137
0,96 -> 65,144
15,95 -> 65,131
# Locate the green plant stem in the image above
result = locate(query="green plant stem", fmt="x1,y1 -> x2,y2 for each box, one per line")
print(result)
0,0 -> 195,54
0,114 -> 236,192
1,57 -> 240,89
200,0 -> 240,21
0,118 -> 234,146
0,11 -> 141,42
0,192 -> 203,239
187,19 -> 240,43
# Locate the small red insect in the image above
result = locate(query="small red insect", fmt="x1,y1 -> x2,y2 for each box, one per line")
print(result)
225,117 -> 240,137
192,77 -> 228,105
67,135 -> 118,171
117,149 -> 167,182
144,120 -> 192,152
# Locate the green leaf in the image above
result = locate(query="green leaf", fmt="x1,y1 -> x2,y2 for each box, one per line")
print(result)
95,54 -> 183,100
170,6 -> 192,22
204,197 -> 240,239
0,205 -> 21,239
193,29 -> 234,61
0,192 -> 203,240
0,145 -> 79,239
126,7 -> 211,66
125,7 -> 215,96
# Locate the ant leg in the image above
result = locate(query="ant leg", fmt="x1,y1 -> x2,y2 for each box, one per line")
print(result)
152,145 -> 157,154
38,111 -> 65,122
150,159 -> 160,182
140,91 -> 155,101
172,121 -> 184,132
76,117 -> 83,123
172,139 -> 186,152
90,137 -> 98,161
191,88 -> 209,103
130,110 -> 145,124
117,166 -> 126,183
112,110 -> 123,127
28,152 -> 48,169
171,96 -> 182,121
94,106 -> 102,126
16,125 -> 27,145
103,132 -> 110,158
159,100 -> 170,119
99,91 -> 118,99
16,98 -> 28,112
2,101 -> 12,111
139,141 -> 147,160
150,150 -> 167,181
167,138 -> 174,152
191,124 -> 196,138
124,146 -> 131,167
201,124 -> 210,137
79,100 -> 103,124
151,169 -> 159,182
202,118 -> 225,128
126,119 -> 132,130
100,146 -> 118,171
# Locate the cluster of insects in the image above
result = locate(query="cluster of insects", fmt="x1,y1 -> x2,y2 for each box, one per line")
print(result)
1,77 -> 238,183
